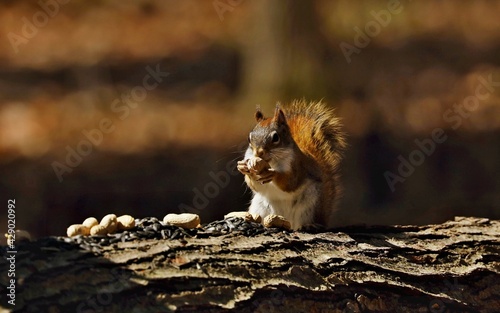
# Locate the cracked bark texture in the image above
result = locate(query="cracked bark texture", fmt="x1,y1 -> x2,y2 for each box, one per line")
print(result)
1,216 -> 499,313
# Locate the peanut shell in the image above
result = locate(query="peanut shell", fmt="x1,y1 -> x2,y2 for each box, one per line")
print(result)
90,224 -> 108,236
251,213 -> 262,223
224,211 -> 253,222
163,213 -> 200,229
100,214 -> 118,233
82,217 -> 99,229
248,157 -> 270,173
263,214 -> 291,230
67,224 -> 90,237
117,215 -> 135,230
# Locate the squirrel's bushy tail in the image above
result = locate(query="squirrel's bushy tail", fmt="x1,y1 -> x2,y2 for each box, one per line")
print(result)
283,99 -> 346,175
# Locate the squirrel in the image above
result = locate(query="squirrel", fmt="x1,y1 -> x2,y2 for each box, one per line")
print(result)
237,99 -> 346,230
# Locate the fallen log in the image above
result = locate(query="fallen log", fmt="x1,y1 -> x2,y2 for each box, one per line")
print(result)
1,216 -> 499,312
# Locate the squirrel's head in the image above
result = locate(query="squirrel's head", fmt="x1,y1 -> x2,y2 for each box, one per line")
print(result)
248,105 -> 294,162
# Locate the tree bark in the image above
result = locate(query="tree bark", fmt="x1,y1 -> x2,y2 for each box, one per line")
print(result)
1,216 -> 499,313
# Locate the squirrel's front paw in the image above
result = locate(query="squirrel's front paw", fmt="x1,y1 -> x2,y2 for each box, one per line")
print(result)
237,160 -> 250,175
244,157 -> 275,184
253,168 -> 275,184
246,157 -> 268,173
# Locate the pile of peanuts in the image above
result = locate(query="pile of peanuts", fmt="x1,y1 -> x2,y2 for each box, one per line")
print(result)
66,214 -> 135,237
66,213 -> 202,237
66,211 -> 291,237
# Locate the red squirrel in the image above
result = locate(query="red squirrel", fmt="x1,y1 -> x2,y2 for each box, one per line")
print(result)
237,99 -> 346,230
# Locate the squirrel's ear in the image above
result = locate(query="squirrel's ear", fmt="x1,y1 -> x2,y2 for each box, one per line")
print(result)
273,105 -> 287,125
255,105 -> 264,122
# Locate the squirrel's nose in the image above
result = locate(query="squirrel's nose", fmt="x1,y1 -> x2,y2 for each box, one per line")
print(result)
255,148 -> 264,158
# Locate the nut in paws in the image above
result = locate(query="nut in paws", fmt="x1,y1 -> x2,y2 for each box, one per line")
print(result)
247,157 -> 270,173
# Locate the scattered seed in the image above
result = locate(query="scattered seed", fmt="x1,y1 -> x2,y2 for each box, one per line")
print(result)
44,216 -> 288,254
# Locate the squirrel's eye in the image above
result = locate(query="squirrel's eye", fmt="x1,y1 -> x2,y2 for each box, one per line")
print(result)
271,131 -> 280,144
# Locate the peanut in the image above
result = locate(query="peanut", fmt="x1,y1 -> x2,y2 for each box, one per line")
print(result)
251,213 -> 262,224
100,214 -> 118,233
90,224 -> 108,236
247,157 -> 270,173
163,213 -> 200,229
82,217 -> 99,229
263,214 -> 291,230
117,215 -> 135,230
67,224 -> 90,237
224,211 -> 254,222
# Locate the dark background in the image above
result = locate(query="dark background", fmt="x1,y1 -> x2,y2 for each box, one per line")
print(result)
1,0 -> 499,240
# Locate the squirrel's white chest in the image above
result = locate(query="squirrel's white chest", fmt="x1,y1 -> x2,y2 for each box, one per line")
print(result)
249,179 -> 319,229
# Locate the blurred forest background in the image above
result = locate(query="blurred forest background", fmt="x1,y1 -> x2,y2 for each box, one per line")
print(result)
1,0 -> 499,239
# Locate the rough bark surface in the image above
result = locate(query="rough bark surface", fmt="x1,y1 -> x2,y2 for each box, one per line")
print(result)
1,216 -> 499,313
